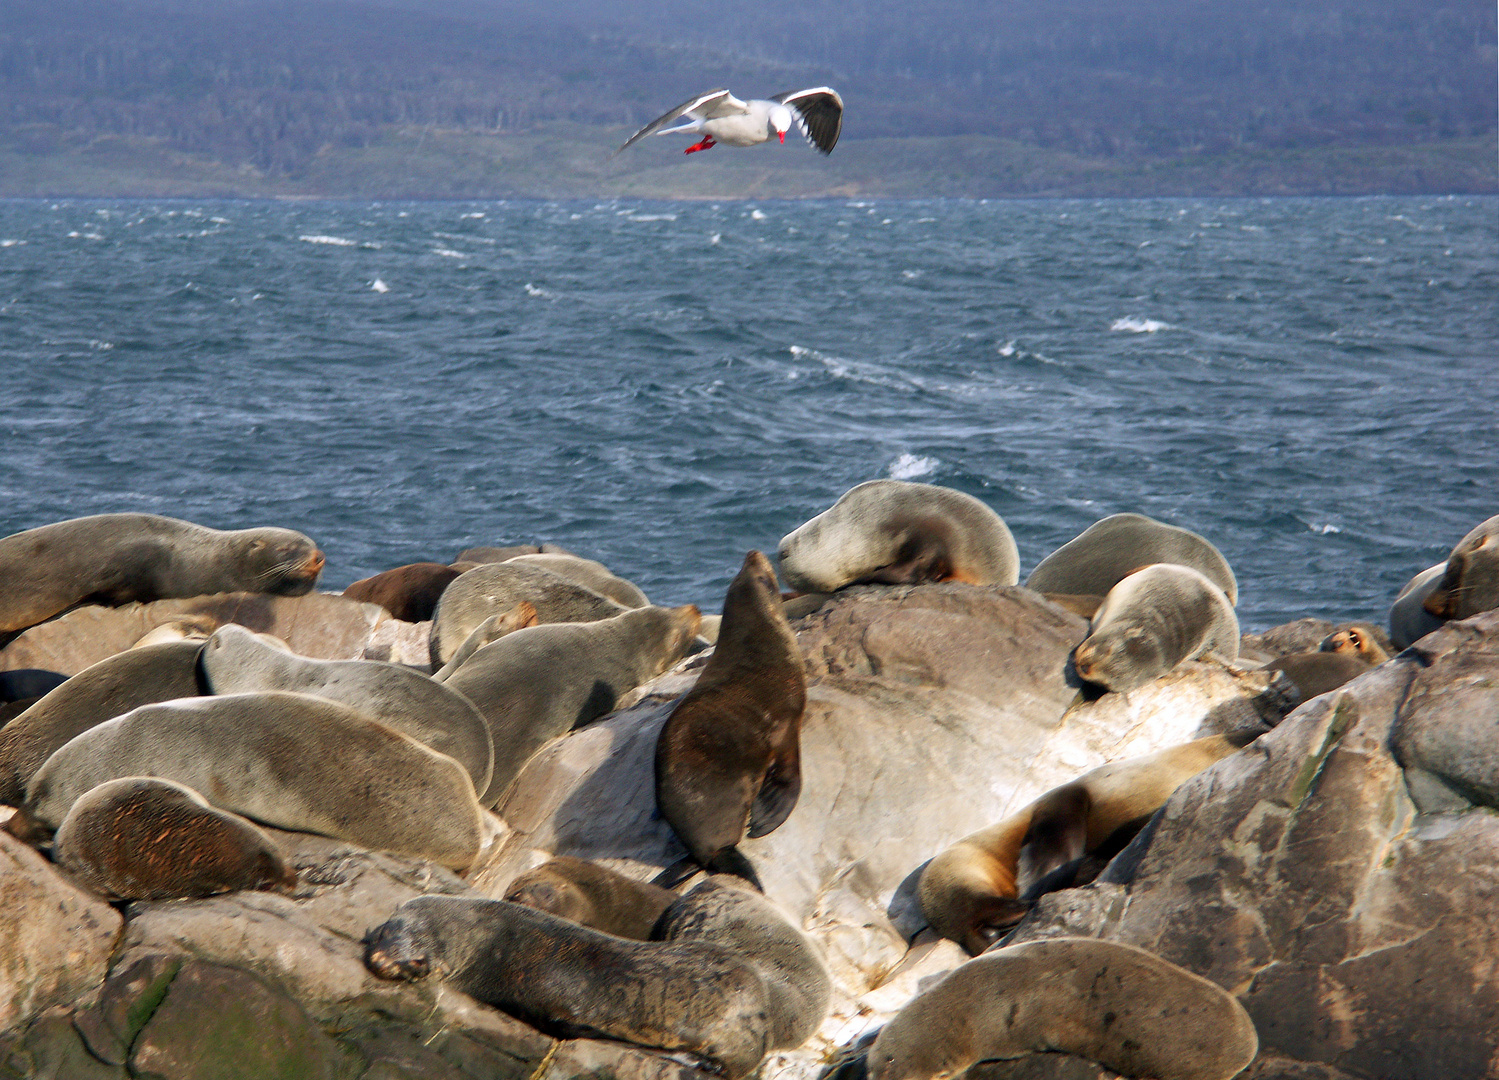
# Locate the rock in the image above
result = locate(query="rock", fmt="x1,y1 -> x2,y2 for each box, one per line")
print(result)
0,592 -> 392,675
0,831 -> 121,1035
1240,618 -> 1335,660
0,1006 -> 127,1080
360,618 -> 435,668
1005,610 -> 1499,1078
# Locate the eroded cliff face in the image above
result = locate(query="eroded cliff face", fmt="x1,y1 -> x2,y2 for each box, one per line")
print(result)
0,585 -> 1490,1080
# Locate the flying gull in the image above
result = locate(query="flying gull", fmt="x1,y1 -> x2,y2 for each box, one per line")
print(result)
616,87 -> 844,156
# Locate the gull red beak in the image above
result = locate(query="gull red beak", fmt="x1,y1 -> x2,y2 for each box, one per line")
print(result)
779,131 -> 785,144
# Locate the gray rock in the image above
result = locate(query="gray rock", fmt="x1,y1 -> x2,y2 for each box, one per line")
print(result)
0,831 -> 121,1035
1240,618 -> 1335,660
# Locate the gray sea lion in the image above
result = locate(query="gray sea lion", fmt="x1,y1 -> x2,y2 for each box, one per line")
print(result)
863,938 -> 1258,1080
1265,651 -> 1372,703
199,624 -> 495,795
503,856 -> 677,940
655,551 -> 806,889
452,543 -> 575,564
1318,621 -> 1393,665
431,602 -> 539,682
129,616 -> 217,648
446,604 -> 702,804
0,513 -> 324,634
1389,562 -> 1448,650
22,692 -> 484,868
363,895 -> 777,1078
919,735 -> 1246,955
1072,564 -> 1239,694
342,563 -> 462,623
654,877 -> 831,1052
1026,513 -> 1238,606
1425,514 -> 1499,621
0,641 -> 205,806
507,553 -> 650,608
778,480 -> 1019,594
52,776 -> 296,901
429,561 -> 629,666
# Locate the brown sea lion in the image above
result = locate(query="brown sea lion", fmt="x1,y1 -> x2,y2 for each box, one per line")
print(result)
21,692 -> 485,869
777,480 -> 1019,594
1265,651 -> 1372,703
1026,512 -> 1238,605
655,551 -> 806,890
0,641 -> 205,806
52,776 -> 296,901
363,895 -> 778,1078
863,938 -> 1258,1080
1072,564 -> 1239,694
1425,514 -> 1499,621
0,513 -> 324,634
919,735 -> 1247,955
504,856 -> 678,940
429,560 -> 629,666
446,604 -> 702,804
342,563 -> 461,623
1318,621 -> 1393,665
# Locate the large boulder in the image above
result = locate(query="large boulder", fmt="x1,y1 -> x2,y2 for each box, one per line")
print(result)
1006,609 -> 1499,1078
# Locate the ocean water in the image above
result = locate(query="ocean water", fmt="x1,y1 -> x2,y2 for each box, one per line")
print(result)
0,196 -> 1494,631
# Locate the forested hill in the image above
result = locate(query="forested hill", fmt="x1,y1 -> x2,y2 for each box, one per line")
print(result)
1,0 -> 1494,197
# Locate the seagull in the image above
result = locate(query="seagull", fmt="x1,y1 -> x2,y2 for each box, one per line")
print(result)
615,87 -> 844,157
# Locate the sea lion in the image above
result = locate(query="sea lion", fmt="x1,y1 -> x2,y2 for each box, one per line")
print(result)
1425,514 -> 1499,621
1072,564 -> 1239,694
342,563 -> 462,623
504,856 -> 678,940
364,895 -> 778,1078
1264,651 -> 1372,703
0,513 -> 324,634
0,641 -> 205,806
655,551 -> 805,889
452,543 -> 576,564
507,553 -> 650,608
431,602 -> 539,682
777,480 -> 1019,594
52,776 -> 296,901
129,616 -> 217,648
863,938 -> 1258,1080
446,603 -> 702,804
199,624 -> 495,795
21,692 -> 484,868
1025,513 -> 1238,606
429,561 -> 629,666
654,877 -> 831,1052
919,735 -> 1247,955
1318,621 -> 1393,665
1389,562 -> 1448,650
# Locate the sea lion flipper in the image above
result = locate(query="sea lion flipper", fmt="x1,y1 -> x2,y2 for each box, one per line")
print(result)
650,856 -> 702,891
706,846 -> 764,892
746,738 -> 802,838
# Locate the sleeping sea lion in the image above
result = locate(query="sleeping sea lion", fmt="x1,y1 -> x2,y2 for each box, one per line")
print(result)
52,776 -> 296,901
655,551 -> 805,889
0,641 -> 206,806
429,561 -> 628,666
0,513 -> 324,634
1026,513 -> 1238,605
199,624 -> 494,795
446,604 -> 701,804
1424,513 -> 1499,621
342,563 -> 462,623
20,691 -> 484,868
506,553 -> 650,608
1071,564 -> 1239,694
863,938 -> 1258,1080
777,480 -> 1019,594
504,856 -> 677,940
919,735 -> 1248,955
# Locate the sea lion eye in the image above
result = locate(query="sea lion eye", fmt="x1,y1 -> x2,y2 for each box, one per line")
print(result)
248,539 -> 265,552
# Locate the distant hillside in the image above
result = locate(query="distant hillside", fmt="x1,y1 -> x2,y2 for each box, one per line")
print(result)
0,0 -> 1493,196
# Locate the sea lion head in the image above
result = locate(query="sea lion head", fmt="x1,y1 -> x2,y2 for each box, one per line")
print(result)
1072,622 -> 1162,693
233,528 -> 325,595
1319,622 -> 1390,665
363,912 -> 442,981
1425,522 -> 1499,621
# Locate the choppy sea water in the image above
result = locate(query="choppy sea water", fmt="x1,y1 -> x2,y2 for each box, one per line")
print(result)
0,196 -> 1494,631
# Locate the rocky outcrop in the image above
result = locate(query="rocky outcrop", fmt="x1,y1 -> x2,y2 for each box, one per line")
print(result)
1005,610 -> 1499,1079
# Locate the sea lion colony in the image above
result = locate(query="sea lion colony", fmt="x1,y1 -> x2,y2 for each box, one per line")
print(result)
0,496 -> 1494,1078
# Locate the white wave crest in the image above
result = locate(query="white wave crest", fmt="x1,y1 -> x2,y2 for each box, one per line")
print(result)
433,248 -> 465,259
0,239 -> 23,247
1110,317 -> 1172,333
370,279 -> 390,293
750,209 -> 767,220
299,234 -> 357,246
524,283 -> 554,298
888,453 -> 939,481
627,214 -> 677,222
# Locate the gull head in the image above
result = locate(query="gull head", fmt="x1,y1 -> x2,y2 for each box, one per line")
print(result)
769,104 -> 793,143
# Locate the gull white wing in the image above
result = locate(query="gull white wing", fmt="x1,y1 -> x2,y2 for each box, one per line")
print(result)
614,89 -> 750,155
770,87 -> 844,154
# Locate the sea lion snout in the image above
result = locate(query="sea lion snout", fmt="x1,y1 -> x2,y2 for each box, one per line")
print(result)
363,931 -> 432,981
